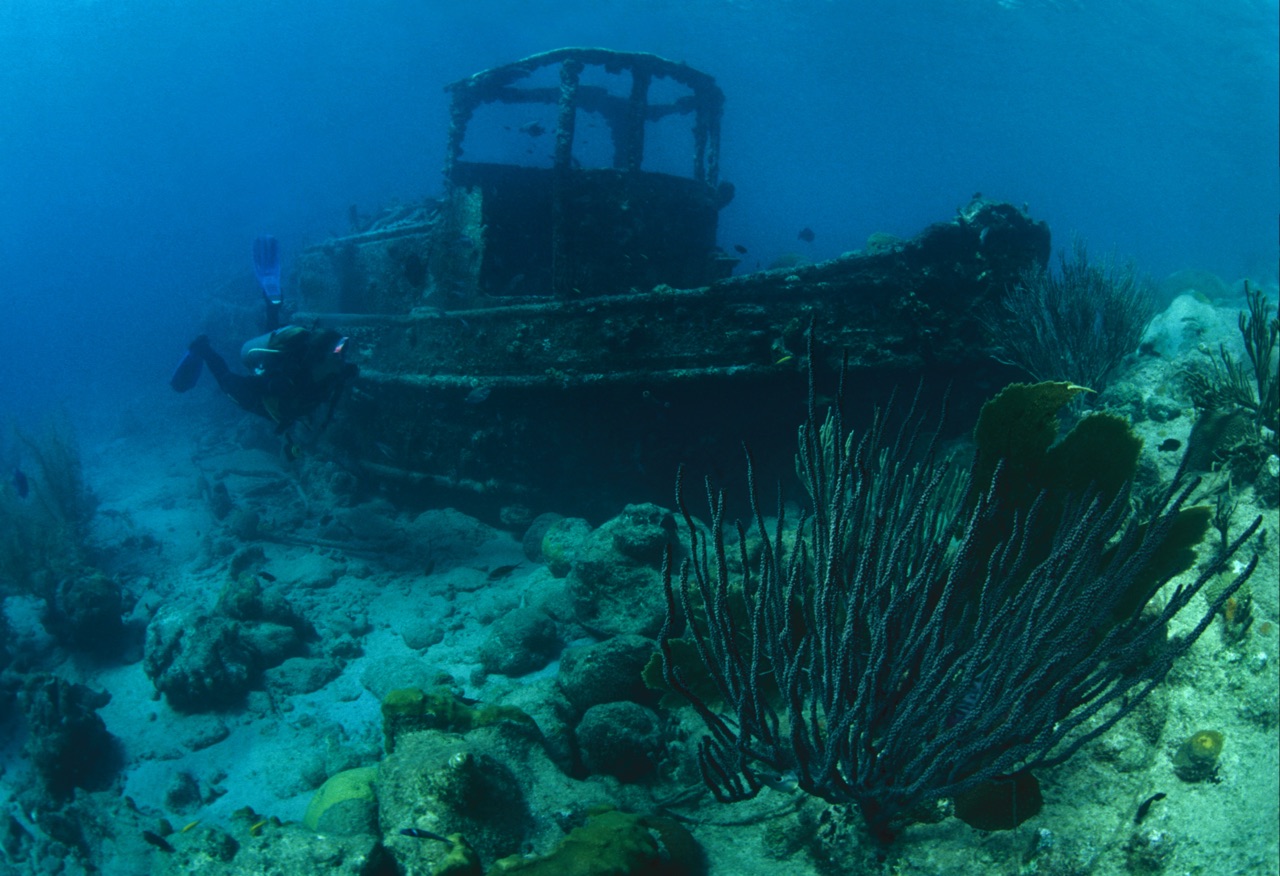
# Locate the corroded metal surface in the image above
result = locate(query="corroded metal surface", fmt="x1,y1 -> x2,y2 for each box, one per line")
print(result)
443,47 -> 725,186
295,200 -> 1048,520
431,48 -> 734,300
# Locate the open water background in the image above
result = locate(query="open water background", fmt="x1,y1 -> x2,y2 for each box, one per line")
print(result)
1,0 -> 1276,425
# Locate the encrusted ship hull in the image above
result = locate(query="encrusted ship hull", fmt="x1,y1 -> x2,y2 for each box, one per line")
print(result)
295,200 -> 1048,521
285,49 -> 1050,521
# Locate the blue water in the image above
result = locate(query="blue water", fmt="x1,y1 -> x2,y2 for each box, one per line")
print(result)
1,0 -> 1276,425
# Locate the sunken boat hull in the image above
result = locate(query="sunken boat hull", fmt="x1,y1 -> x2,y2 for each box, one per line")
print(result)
285,49 -> 1050,519
295,200 -> 1048,520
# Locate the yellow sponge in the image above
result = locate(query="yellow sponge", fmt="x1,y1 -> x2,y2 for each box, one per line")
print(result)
302,766 -> 378,834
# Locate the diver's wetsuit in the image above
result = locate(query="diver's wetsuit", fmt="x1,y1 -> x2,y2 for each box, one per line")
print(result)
189,336 -> 271,420
187,332 -> 355,434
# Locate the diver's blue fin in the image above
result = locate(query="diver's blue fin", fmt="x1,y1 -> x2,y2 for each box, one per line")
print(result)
253,235 -> 282,306
169,349 -> 204,392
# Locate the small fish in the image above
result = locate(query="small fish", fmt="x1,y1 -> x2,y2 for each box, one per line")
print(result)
1134,792 -> 1166,825
518,121 -> 546,137
375,441 -> 396,459
946,665 -> 991,729
180,820 -> 200,833
774,355 -> 794,366
249,819 -> 267,836
486,563 -> 520,581
465,385 -> 492,405
759,770 -> 800,793
12,467 -> 29,499
258,571 -> 277,582
797,227 -> 815,243
401,827 -> 450,842
733,244 -> 748,254
1158,438 -> 1182,452
141,831 -> 175,853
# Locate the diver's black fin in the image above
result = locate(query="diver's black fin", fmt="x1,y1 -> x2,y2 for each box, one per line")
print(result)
169,350 -> 204,392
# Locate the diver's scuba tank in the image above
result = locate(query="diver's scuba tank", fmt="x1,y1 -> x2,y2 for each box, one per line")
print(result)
241,326 -> 351,375
240,328 -> 291,374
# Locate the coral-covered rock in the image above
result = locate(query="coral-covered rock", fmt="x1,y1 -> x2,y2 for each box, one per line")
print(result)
566,507 -> 675,637
144,575 -> 318,711
541,517 -> 592,577
265,655 -> 342,696
378,730 -> 532,868
479,605 -> 561,677
397,613 -> 446,650
575,701 -> 662,782
380,687 -> 538,754
557,635 -> 658,716
239,621 -> 304,666
609,503 -> 676,565
19,674 -> 118,801
143,609 -> 256,711
216,574 -> 312,635
42,567 -> 124,655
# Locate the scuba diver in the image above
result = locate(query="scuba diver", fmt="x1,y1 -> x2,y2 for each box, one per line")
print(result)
170,236 -> 357,459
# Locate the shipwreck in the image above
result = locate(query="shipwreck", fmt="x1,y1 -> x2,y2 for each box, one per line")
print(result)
286,48 -> 1050,521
